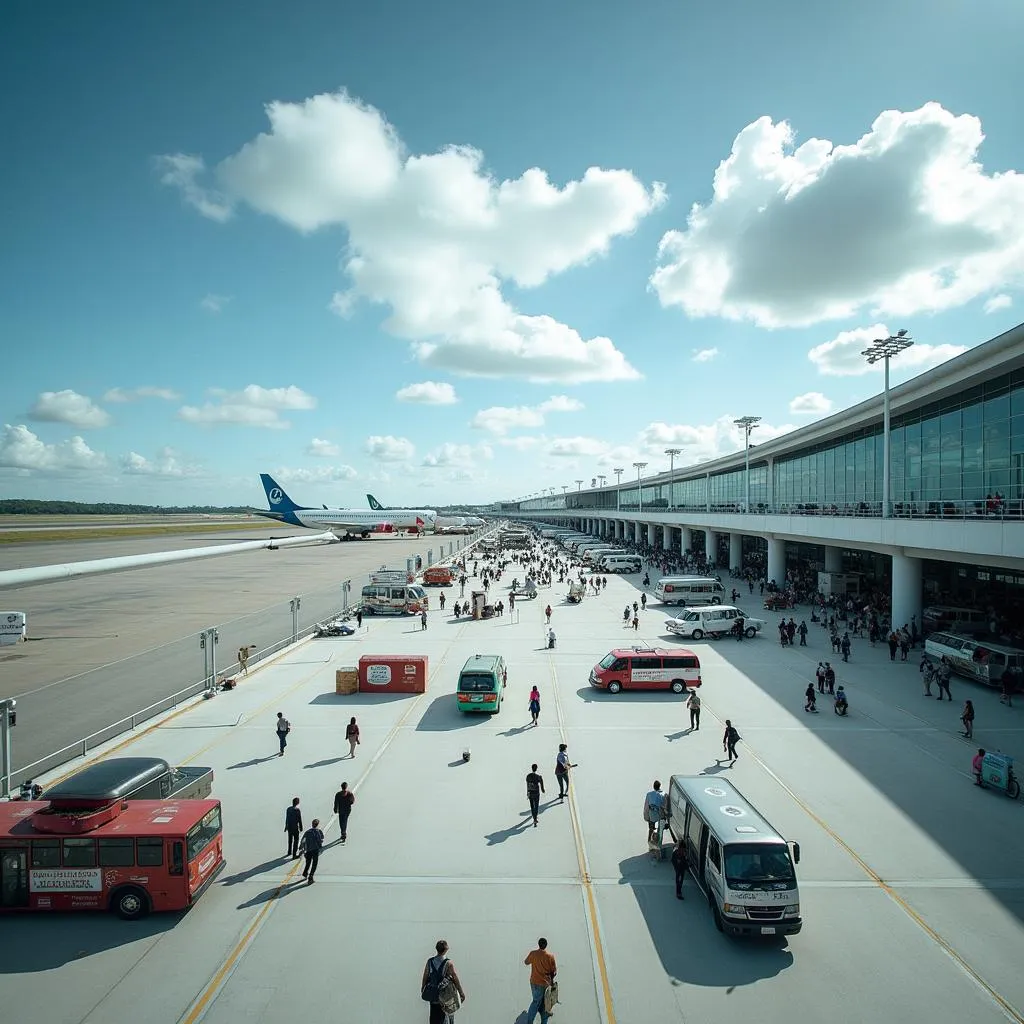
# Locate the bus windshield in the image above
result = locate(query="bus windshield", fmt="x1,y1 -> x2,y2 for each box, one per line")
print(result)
724,843 -> 795,890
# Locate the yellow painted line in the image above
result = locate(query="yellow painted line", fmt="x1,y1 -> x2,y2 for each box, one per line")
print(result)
549,660 -> 616,1024
700,703 -> 1024,1024
178,643 -> 455,1024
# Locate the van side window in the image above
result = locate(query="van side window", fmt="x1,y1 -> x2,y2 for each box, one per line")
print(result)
707,836 -> 722,871
632,657 -> 661,671
685,807 -> 703,849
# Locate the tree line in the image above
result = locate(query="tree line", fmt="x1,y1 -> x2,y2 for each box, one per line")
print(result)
0,500 -> 253,515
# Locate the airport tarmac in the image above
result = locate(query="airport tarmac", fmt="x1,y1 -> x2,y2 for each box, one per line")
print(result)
1,553 -> 1022,1024
1,529 -> 474,774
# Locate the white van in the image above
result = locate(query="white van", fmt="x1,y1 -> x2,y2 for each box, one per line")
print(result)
924,632 -> 1024,687
667,776 -> 802,937
598,553 -> 642,574
581,547 -> 618,564
666,605 -> 766,639
654,577 -> 725,606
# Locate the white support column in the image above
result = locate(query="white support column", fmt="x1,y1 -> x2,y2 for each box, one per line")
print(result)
617,520 -> 624,539
767,537 -> 786,587
729,532 -> 742,571
662,524 -> 672,551
705,530 -> 716,566
634,520 -> 642,543
891,551 -> 922,634
647,523 -> 656,546
824,546 -> 843,573
680,526 -> 692,554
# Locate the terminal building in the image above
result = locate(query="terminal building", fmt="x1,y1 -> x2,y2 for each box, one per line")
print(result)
505,322 -> 1024,639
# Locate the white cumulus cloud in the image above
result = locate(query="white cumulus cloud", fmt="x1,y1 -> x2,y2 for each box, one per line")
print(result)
789,392 -> 833,416
121,447 -> 200,477
157,89 -> 664,383
691,347 -> 719,363
651,103 -> 1024,329
366,435 -> 415,462
29,390 -> 111,429
395,381 -> 458,405
273,465 -> 357,484
200,293 -> 231,313
104,386 -> 182,403
984,294 -> 1012,314
0,424 -> 107,471
808,324 -> 967,377
306,438 -> 340,457
471,394 -> 585,434
178,384 -> 316,429
637,415 -> 796,465
422,442 -> 493,468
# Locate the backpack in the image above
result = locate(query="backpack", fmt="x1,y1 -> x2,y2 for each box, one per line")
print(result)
421,957 -> 447,1002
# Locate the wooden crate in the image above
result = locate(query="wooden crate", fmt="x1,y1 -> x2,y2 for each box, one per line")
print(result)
335,667 -> 359,695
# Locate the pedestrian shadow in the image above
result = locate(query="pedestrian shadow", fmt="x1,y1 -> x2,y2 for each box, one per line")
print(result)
236,881 -> 301,910
700,761 -> 731,774
303,756 -> 348,769
448,757 -> 470,767
499,723 -> 534,737
226,755 -> 280,770
220,855 -> 292,886
484,818 -> 532,845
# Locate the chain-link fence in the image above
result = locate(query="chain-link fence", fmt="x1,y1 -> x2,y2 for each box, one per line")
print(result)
3,534 -> 480,793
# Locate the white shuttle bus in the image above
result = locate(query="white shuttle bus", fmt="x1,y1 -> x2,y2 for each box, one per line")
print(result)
668,776 -> 802,938
654,577 -> 726,606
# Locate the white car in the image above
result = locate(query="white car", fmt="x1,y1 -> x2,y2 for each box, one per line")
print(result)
665,605 -> 765,640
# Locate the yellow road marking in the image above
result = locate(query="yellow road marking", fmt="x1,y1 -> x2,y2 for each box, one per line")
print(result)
549,660 -> 616,1024
700,703 -> 1024,1024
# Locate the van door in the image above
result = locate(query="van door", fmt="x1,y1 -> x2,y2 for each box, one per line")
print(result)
0,847 -> 29,908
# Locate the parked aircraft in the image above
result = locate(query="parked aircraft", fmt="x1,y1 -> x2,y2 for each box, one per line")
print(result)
366,494 -> 484,532
258,475 -> 435,538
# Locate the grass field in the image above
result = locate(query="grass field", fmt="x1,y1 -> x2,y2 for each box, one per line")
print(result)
0,520 -> 273,544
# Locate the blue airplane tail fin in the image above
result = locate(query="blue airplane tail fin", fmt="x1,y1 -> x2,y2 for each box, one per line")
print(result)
366,493 -> 384,510
260,474 -> 304,512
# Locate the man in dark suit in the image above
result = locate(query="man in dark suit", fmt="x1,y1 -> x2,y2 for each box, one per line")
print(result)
284,797 -> 302,858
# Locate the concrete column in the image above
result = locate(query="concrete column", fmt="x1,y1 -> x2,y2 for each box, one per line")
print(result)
729,532 -> 742,571
662,524 -> 672,550
647,523 -> 656,547
634,520 -> 642,542
824,546 -> 843,573
767,537 -> 786,587
680,526 -> 692,554
705,529 -> 716,565
891,552 -> 923,634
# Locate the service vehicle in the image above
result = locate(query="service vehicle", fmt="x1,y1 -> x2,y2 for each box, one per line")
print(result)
456,654 -> 508,713
0,789 -> 224,919
422,566 -> 455,586
597,553 -> 642,574
370,567 -> 416,585
654,577 -> 726,606
666,605 -> 765,640
581,547 -> 618,565
360,583 -> 429,615
667,776 -> 802,937
922,605 -> 989,637
590,646 -> 701,694
924,632 -> 1024,687
567,582 -> 586,603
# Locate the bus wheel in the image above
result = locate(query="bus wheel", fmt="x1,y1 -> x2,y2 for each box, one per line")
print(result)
1009,778 -> 1021,800
670,681 -> 685,694
112,886 -> 150,921
607,681 -> 622,694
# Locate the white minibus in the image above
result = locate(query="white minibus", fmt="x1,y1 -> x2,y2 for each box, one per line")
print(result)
654,577 -> 725,606
598,553 -> 642,574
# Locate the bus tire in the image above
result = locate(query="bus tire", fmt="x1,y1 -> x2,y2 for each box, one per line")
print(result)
111,885 -> 150,921
691,629 -> 704,641
607,681 -> 622,694
1009,778 -> 1020,800
670,680 -> 685,694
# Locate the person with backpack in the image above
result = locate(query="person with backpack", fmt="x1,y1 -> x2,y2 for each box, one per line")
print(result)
345,717 -> 360,759
421,939 -> 466,1023
722,720 -> 740,763
300,818 -> 324,883
275,712 -> 291,757
523,937 -> 557,1023
685,690 -> 701,731
333,782 -> 355,844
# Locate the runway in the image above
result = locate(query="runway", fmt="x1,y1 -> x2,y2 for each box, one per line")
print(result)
0,528 -> 472,774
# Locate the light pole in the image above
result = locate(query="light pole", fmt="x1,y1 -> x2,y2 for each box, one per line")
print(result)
664,448 -> 682,509
733,416 -> 761,512
633,461 -> 648,513
613,467 -> 624,511
576,479 -> 583,492
862,329 -> 914,518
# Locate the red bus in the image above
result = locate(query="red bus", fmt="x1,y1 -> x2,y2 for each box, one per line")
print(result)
0,796 -> 224,919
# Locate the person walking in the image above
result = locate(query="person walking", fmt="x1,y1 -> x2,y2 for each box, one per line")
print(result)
920,654 -> 933,696
439,592 -> 446,610
798,620 -> 808,646
632,614 -> 639,631
345,716 -> 360,758
300,818 -> 324,883
526,763 -> 544,826
816,662 -> 826,694
528,686 -> 541,726
524,937 -> 557,1024
554,743 -> 576,801
421,609 -> 428,630
887,632 -> 899,661
640,592 -> 647,610
686,690 -> 701,731
961,699 -> 975,739
824,662 -> 836,695
722,720 -> 740,763
238,645 -> 253,675
284,797 -> 303,858
275,712 -> 291,757
644,781 -> 665,843
421,939 -> 466,1024
333,782 -> 355,843
671,839 -> 688,900
936,661 -> 953,701
841,633 -> 851,662
355,608 -> 363,629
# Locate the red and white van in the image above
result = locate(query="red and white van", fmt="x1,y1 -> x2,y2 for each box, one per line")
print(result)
590,647 -> 702,694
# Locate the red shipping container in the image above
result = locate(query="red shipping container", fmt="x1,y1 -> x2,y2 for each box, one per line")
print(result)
358,654 -> 428,693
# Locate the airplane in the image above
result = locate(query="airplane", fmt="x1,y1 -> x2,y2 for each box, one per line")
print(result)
257,475 -> 436,538
366,493 -> 484,533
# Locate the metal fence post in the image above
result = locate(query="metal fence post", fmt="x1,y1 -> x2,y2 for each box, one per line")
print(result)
0,698 -> 15,797
428,547 -> 434,566
290,597 -> 301,644
342,580 -> 351,615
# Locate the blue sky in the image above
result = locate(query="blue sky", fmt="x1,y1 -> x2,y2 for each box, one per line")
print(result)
2,0 -> 1023,509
